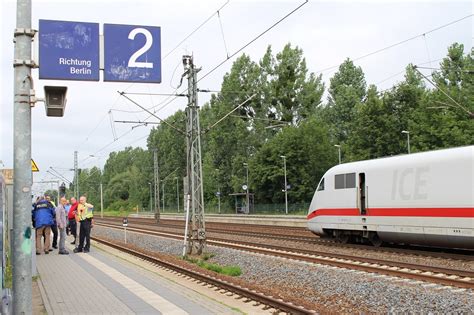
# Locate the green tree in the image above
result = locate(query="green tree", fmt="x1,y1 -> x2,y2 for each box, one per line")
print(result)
252,117 -> 335,204
411,43 -> 474,150
78,166 -> 102,206
102,147 -> 151,209
200,54 -> 260,205
327,59 -> 367,144
261,44 -> 325,126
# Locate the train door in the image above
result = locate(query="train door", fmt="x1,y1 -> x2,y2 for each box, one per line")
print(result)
359,173 -> 366,215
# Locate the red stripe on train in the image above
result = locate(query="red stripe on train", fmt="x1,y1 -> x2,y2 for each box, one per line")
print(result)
307,207 -> 474,220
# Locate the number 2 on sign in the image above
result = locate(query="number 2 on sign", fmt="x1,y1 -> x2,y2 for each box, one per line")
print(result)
128,28 -> 153,69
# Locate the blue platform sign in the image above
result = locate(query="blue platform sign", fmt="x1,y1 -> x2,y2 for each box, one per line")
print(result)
39,20 -> 100,81
104,24 -> 161,83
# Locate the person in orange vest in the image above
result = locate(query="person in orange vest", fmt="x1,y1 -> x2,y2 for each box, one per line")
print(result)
74,196 -> 94,253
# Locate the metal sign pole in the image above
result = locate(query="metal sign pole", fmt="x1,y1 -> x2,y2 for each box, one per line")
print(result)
12,0 -> 33,312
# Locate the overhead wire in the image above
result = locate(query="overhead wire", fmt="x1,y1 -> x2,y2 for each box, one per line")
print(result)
422,34 -> 433,68
412,65 -> 473,118
416,66 -> 473,73
374,58 -> 443,86
108,110 -> 118,141
162,0 -> 231,61
118,91 -> 186,135
119,0 -> 309,132
217,9 -> 230,58
73,111 -> 109,150
315,14 -> 473,74
69,2 -> 233,169
197,0 -> 309,85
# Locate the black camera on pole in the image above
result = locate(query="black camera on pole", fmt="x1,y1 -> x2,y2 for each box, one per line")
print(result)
44,85 -> 67,117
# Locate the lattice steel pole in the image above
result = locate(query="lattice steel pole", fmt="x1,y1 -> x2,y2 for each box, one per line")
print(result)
183,55 -> 206,255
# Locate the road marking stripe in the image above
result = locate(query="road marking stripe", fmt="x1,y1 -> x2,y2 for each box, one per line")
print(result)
80,254 -> 189,315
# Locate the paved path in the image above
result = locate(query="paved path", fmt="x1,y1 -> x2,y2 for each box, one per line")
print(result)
36,236 -> 241,314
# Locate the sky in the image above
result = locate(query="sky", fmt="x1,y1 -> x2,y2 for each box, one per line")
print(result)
0,0 -> 472,195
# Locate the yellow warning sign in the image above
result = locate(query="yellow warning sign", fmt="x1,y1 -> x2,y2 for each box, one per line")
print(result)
31,159 -> 39,172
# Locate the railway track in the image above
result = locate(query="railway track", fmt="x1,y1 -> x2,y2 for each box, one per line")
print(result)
96,217 -> 474,261
95,222 -> 474,290
91,236 -> 316,314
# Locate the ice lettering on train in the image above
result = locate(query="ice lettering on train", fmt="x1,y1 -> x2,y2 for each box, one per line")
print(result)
391,167 -> 430,200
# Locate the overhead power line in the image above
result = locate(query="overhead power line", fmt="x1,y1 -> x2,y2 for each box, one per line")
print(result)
416,66 -> 474,73
71,0 -> 308,167
198,0 -> 309,84
217,9 -> 230,58
162,0 -> 230,60
203,94 -> 256,133
413,65 -> 473,118
130,0 -> 309,127
315,14 -> 473,74
120,92 -> 187,97
118,91 -> 186,135
114,120 -> 161,125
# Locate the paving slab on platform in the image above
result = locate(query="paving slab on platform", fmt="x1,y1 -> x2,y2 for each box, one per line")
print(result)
36,236 -> 244,314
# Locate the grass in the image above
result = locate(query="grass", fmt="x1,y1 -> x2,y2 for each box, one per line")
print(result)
184,254 -> 242,277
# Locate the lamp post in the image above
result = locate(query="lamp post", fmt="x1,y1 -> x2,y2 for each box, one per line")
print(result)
402,130 -> 410,154
334,144 -> 341,164
243,163 -> 249,213
280,155 -> 288,215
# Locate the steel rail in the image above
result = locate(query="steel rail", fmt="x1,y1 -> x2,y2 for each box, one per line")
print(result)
95,217 -> 474,261
95,222 -> 474,289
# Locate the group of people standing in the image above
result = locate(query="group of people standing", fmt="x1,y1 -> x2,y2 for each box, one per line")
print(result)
32,195 -> 94,255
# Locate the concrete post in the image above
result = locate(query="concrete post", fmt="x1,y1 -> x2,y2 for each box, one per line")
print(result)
12,0 -> 33,312
282,156 -> 288,215
100,183 -> 103,218
153,149 -> 160,222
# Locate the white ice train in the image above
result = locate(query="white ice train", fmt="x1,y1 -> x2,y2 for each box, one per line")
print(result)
307,146 -> 474,249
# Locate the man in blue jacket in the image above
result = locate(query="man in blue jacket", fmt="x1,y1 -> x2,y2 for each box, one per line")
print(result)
32,195 -> 55,255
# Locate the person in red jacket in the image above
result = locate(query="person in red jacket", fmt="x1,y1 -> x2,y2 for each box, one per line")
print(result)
68,197 -> 78,245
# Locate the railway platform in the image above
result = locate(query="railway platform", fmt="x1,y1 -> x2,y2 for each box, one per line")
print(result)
128,213 -> 308,228
35,236 -> 252,314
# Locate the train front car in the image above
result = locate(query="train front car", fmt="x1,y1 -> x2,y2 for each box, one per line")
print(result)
307,146 -> 474,249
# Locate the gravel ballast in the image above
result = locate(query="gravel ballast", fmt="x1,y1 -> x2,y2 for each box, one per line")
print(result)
93,226 -> 474,313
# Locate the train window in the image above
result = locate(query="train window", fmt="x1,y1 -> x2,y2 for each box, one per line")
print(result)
335,173 -> 356,189
335,174 -> 345,189
317,178 -> 325,191
346,173 -> 356,188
